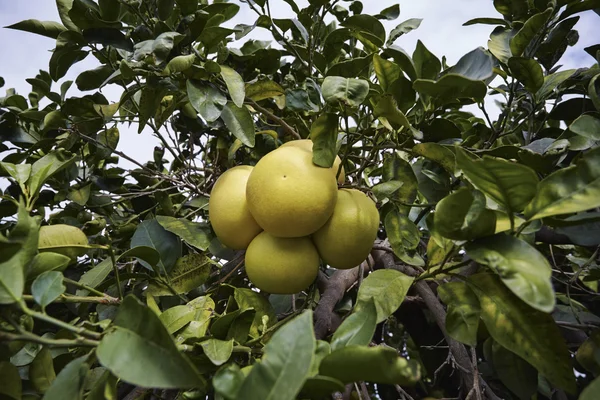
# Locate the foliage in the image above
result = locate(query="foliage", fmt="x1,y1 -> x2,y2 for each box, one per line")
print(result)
1,0 -> 600,399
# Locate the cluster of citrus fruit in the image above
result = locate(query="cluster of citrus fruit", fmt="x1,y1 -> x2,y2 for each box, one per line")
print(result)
209,140 -> 380,294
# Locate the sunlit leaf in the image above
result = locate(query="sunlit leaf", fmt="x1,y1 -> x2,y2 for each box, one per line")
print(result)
468,273 -> 576,393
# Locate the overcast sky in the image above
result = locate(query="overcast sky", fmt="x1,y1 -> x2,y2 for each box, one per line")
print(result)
1,0 -> 597,168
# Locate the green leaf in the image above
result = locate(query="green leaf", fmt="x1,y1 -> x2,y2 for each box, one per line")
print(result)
589,74 -> 600,111
149,254 -> 211,296
438,281 -> 481,346
76,258 -> 112,295
28,149 -> 77,196
234,287 -> 277,339
569,115 -> 600,140
412,143 -> 456,173
176,0 -> 198,15
321,76 -> 369,107
0,205 -> 39,304
31,271 -> 65,309
525,147 -> 600,220
559,0 -> 600,19
246,80 -> 285,101
463,17 -> 510,27
385,210 -> 421,255
342,14 -> 386,46
433,188 -> 497,240
387,19 -> 423,46
488,27 -> 516,64
451,47 -> 494,81
536,69 -> 576,100
356,269 -> 414,323
130,219 -> 181,273
199,339 -> 234,366
67,184 -> 91,206
220,65 -> 245,108
383,46 -> 417,81
28,252 -> 72,279
508,57 -> 544,92
319,345 -> 420,385
331,299 -> 377,351
0,361 -> 22,400
0,162 -> 31,185
119,246 -> 160,269
213,363 -> 245,400
159,304 -> 195,334
491,340 -> 538,400
56,0 -> 80,32
156,216 -> 211,251
580,376 -> 600,400
299,376 -> 345,399
510,9 -> 552,56
5,19 -> 67,39
310,113 -> 338,168
413,74 -> 487,103
83,28 -> 133,52
237,311 -> 315,400
468,273 -> 576,393
467,234 -> 555,313
30,347 -> 56,393
373,95 -> 420,137
375,4 -> 400,20
43,355 -> 90,400
220,103 -> 256,148
373,54 -> 401,92
49,44 -> 88,81
383,153 -> 418,213
97,296 -> 203,388
456,148 -> 539,215
413,40 -> 441,80
186,80 -> 227,122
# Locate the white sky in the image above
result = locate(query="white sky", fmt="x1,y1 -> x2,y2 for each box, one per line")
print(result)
0,0 -> 597,169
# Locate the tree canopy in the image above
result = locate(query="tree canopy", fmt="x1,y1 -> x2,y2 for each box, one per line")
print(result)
1,0 -> 600,399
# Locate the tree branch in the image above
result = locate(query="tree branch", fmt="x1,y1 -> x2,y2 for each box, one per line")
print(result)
314,267 -> 362,339
246,99 -> 302,140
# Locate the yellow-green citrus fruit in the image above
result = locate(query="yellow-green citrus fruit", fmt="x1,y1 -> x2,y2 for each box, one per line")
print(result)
313,189 -> 379,269
280,139 -> 346,183
246,146 -> 338,237
209,166 -> 262,250
38,224 -> 88,262
245,232 -> 319,294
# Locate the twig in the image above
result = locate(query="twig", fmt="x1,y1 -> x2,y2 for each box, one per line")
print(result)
0,330 -> 99,348
246,99 -> 302,140
22,294 -> 120,305
395,385 -> 415,400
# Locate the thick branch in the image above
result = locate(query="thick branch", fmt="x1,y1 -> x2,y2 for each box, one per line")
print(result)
314,267 -> 361,339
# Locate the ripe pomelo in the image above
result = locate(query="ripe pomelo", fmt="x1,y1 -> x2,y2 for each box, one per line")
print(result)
280,139 -> 345,183
209,165 -> 262,250
313,189 -> 379,269
246,146 -> 337,237
245,231 -> 319,294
